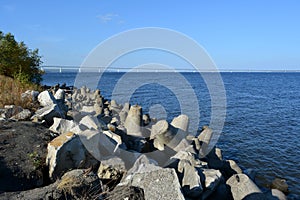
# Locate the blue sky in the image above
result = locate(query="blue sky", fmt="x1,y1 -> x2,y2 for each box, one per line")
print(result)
1,0 -> 299,70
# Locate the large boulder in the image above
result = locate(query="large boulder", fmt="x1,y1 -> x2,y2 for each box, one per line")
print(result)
32,104 -> 65,124
46,132 -> 95,179
10,109 -> 31,121
226,173 -> 262,200
124,105 -> 143,137
38,91 -> 57,107
121,156 -> 185,200
171,114 -> 189,132
49,117 -> 77,135
197,126 -> 213,158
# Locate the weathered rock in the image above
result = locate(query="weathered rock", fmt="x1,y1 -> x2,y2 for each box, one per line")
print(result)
10,108 -> 31,121
33,104 -> 65,124
81,105 -> 96,114
171,114 -> 189,132
57,169 -> 103,200
150,120 -> 186,151
119,103 -> 130,125
197,126 -> 213,158
106,185 -> 145,200
142,114 -> 151,126
79,115 -> 100,130
46,132 -> 86,179
271,178 -> 289,194
49,117 -> 77,135
38,90 -> 57,107
227,159 -> 243,174
226,173 -> 262,200
271,189 -> 287,200
109,100 -> 122,113
21,90 -> 39,101
2,105 -> 23,119
97,157 -> 126,180
122,161 -> 185,200
124,104 -> 143,137
178,159 -> 203,198
202,168 -> 222,191
54,88 -> 65,101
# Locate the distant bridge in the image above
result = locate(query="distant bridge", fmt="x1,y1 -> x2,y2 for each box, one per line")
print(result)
40,66 -> 300,73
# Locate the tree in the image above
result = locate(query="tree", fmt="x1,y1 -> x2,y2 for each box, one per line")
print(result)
0,31 -> 43,84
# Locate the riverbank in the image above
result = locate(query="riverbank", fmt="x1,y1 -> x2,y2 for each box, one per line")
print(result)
0,84 -> 289,199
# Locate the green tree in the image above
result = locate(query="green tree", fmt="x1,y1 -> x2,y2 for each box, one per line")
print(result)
0,31 -> 43,84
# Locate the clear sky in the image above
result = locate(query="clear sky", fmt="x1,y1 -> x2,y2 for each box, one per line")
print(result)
1,0 -> 300,70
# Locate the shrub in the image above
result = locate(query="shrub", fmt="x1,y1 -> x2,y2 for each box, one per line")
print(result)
0,31 -> 43,84
0,75 -> 41,109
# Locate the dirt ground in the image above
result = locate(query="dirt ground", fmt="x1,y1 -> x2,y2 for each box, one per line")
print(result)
0,120 -> 54,193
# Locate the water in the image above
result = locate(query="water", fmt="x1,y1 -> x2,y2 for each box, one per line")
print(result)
43,72 -> 300,199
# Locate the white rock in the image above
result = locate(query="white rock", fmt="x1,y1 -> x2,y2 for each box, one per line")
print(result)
49,117 -> 77,135
171,114 -> 189,132
54,89 -> 65,101
79,115 -> 100,130
226,173 -> 262,200
202,168 -> 222,190
33,104 -> 65,124
46,132 -> 86,179
38,91 -> 57,107
124,105 -> 143,137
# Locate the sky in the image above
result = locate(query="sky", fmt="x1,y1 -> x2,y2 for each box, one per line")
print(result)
1,0 -> 300,71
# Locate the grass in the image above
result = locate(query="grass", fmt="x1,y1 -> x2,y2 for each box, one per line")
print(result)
0,75 -> 41,109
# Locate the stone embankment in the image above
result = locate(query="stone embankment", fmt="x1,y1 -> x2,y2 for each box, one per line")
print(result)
0,85 -> 289,200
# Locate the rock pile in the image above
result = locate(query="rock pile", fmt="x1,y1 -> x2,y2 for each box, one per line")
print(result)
0,85 -> 289,200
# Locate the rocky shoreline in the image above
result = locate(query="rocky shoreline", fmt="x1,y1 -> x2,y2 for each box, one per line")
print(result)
0,85 -> 289,200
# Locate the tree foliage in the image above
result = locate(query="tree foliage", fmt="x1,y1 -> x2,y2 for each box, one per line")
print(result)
0,31 -> 43,84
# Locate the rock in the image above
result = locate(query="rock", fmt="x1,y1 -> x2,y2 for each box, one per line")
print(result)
119,103 -> 130,125
124,104 -> 143,137
197,126 -> 213,158
226,173 -> 262,200
205,183 -> 231,200
49,117 -> 77,135
21,90 -> 39,101
103,130 -> 126,150
54,88 -> 65,101
38,91 -> 57,107
171,114 -> 189,132
32,104 -> 65,124
109,99 -> 122,113
271,189 -> 287,200
207,147 -> 224,169
178,159 -> 203,198
150,120 -> 186,151
10,108 -> 31,121
81,105 -> 96,114
125,167 -> 185,200
57,169 -> 103,200
142,114 -> 151,126
2,105 -> 23,119
79,115 -> 100,130
227,159 -> 243,174
105,185 -> 145,200
271,178 -> 289,194
46,132 -> 87,179
97,157 -> 126,180
202,168 -> 222,191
